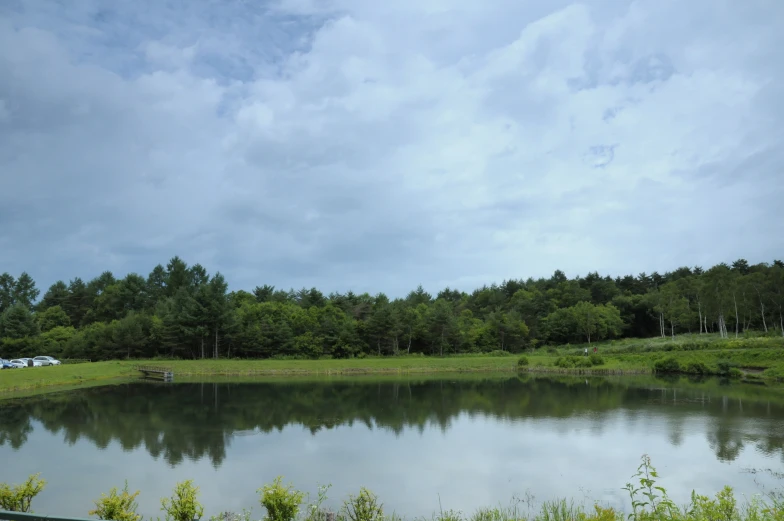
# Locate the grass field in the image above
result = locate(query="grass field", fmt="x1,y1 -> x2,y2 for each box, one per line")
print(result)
1,333 -> 783,396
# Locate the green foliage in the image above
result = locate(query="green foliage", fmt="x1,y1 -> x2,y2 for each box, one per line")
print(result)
3,257 -> 784,362
341,488 -> 384,521
1,304 -> 40,340
89,481 -> 142,521
654,357 -> 682,374
554,356 -> 592,369
517,356 -> 529,367
588,354 -> 604,366
161,480 -> 204,521
258,476 -> 305,521
303,484 -> 331,521
684,361 -> 709,375
38,305 -> 71,332
0,473 -> 46,512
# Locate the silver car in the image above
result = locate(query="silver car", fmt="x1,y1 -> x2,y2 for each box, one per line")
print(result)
9,359 -> 28,368
19,357 -> 43,367
33,356 -> 61,366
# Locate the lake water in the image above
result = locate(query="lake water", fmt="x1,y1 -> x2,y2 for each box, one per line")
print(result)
1,374 -> 784,519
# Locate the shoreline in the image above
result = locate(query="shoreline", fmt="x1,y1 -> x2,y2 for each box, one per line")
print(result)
2,343 -> 783,396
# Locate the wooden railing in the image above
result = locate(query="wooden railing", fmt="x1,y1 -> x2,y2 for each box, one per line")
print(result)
134,365 -> 174,381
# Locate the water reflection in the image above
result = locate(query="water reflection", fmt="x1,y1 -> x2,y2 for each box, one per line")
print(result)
1,375 -> 783,518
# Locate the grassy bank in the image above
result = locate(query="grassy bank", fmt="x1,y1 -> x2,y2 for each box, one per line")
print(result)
2,456 -> 782,521
1,334 -> 783,395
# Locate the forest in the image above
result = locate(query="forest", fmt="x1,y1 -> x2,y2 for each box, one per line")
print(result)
0,257 -> 783,360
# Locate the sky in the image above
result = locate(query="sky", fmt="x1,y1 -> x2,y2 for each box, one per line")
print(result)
1,0 -> 783,297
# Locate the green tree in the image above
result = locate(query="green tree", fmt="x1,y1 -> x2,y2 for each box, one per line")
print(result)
0,273 -> 15,314
37,305 -> 71,332
13,272 -> 39,311
37,281 -> 69,312
0,304 -> 39,339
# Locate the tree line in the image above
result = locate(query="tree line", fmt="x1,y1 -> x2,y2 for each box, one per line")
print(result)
0,257 -> 783,360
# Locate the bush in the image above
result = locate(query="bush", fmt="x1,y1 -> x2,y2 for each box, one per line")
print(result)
654,357 -> 681,374
728,367 -> 743,379
161,480 -> 204,521
342,488 -> 383,521
716,360 -> 740,376
89,481 -> 141,521
259,476 -> 305,521
575,357 -> 593,368
684,361 -> 709,375
554,356 -> 592,369
517,356 -> 529,367
0,474 -> 46,512
588,354 -> 604,366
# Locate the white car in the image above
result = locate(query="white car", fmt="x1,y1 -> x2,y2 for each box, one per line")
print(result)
19,357 -> 44,367
33,356 -> 61,366
8,359 -> 28,368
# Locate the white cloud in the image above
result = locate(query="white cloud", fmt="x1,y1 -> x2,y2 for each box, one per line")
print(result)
0,0 -> 782,295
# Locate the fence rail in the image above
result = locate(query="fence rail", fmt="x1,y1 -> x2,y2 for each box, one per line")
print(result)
0,511 -> 93,521
134,365 -> 174,382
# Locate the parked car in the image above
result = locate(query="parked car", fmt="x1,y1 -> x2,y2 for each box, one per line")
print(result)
34,356 -> 61,366
8,359 -> 28,368
19,357 -> 43,367
0,359 -> 16,369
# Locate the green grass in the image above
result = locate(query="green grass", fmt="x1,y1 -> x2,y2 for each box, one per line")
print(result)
1,333 -> 783,396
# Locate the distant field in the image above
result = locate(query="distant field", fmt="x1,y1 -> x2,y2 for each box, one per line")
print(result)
1,333 -> 783,396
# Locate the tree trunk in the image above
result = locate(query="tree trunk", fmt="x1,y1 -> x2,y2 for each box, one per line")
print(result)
440,326 -> 444,356
214,328 -> 218,359
670,321 -> 675,340
733,294 -> 739,338
201,337 -> 205,359
760,302 -> 768,333
698,302 -> 703,334
407,326 -> 412,354
780,312 -> 784,337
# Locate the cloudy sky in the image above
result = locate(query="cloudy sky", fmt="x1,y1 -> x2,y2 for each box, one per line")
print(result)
1,0 -> 782,297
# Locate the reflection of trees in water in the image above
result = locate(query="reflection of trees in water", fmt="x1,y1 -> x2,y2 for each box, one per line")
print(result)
1,376 -> 783,466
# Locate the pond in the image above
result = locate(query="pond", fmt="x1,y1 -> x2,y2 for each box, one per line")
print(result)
1,374 -> 784,519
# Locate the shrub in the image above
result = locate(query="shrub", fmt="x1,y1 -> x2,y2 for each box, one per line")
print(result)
685,361 -> 709,375
0,474 -> 46,512
259,476 -> 305,521
342,488 -> 383,521
517,356 -> 529,367
716,360 -> 742,377
728,368 -> 743,379
588,354 -> 604,366
89,481 -> 142,521
554,356 -> 592,369
653,357 -> 681,374
161,480 -> 204,521
575,357 -> 593,368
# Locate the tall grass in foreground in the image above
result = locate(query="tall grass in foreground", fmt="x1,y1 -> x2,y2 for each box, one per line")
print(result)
2,456 -> 783,521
